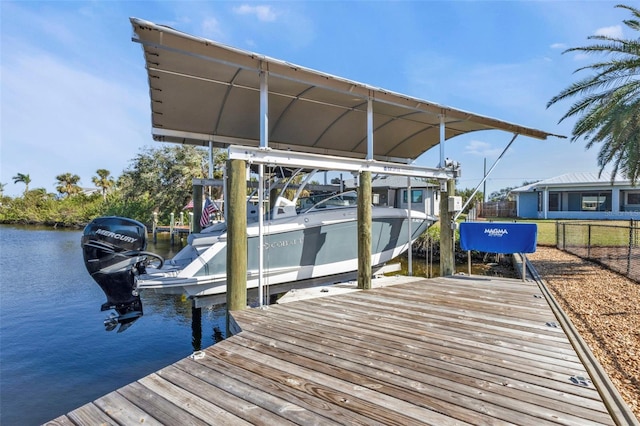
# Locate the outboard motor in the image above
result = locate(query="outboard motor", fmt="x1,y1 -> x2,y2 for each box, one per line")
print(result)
81,217 -> 163,332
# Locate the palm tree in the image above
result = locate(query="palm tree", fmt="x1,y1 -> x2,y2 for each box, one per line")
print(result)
547,4 -> 640,184
92,169 -> 115,201
55,173 -> 82,197
12,173 -> 31,195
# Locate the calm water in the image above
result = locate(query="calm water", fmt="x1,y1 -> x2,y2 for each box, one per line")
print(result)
0,225 -> 226,425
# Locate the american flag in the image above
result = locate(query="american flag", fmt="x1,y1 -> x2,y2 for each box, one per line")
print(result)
200,197 -> 217,227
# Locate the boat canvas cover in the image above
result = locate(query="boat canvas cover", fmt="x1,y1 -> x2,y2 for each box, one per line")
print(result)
459,222 -> 537,254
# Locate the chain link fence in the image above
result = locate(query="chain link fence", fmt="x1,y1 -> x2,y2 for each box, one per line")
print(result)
556,220 -> 639,282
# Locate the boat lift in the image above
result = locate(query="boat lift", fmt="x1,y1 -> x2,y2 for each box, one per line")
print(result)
129,18 -> 562,318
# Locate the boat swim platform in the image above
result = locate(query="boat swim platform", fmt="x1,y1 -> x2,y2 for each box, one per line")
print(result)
47,274 -> 635,426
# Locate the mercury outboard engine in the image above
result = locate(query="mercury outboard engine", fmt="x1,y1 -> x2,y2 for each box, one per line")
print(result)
81,216 -> 163,332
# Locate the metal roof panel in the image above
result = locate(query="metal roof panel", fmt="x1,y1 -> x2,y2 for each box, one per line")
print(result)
131,17 -> 563,162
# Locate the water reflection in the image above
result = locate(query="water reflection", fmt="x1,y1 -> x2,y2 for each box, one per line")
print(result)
145,235 -> 231,346
192,305 -> 202,350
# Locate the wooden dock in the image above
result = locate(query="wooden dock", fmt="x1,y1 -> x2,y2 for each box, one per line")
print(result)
152,224 -> 190,242
48,275 -> 629,425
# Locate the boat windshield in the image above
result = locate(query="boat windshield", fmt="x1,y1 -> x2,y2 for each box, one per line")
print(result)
297,191 -> 358,213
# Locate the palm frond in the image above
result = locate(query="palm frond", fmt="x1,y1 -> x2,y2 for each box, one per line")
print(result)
548,3 -> 640,183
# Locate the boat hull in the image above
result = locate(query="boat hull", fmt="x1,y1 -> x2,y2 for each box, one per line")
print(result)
138,209 -> 432,297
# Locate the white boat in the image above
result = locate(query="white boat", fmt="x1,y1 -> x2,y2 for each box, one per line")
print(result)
82,169 -> 434,331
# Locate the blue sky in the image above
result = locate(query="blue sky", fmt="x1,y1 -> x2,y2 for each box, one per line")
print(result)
0,0 -> 629,198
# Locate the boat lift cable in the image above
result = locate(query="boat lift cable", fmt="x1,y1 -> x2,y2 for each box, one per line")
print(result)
525,256 -> 639,426
452,133 -> 519,223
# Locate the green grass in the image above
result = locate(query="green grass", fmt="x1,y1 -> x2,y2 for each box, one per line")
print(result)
558,221 -> 637,247
485,218 -> 637,247
422,218 -> 557,245
420,218 -> 637,248
485,218 -> 557,246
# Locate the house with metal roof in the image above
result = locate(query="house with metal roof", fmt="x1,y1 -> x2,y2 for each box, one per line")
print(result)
511,172 -> 640,220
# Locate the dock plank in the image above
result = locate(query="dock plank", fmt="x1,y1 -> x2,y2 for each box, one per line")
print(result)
44,415 -> 81,426
157,363 -> 299,426
137,373 -> 252,425
233,295 -> 611,424
208,339 -> 463,426
306,293 -> 582,366
117,381 -> 210,426
270,296 -> 587,376
93,390 -> 163,426
173,358 -> 350,426
66,402 -> 118,425
183,348 -> 381,425
52,275 -> 621,425
235,310 -> 611,417
243,299 -> 594,397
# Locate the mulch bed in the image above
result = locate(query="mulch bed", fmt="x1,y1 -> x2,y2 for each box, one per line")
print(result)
528,246 -> 640,421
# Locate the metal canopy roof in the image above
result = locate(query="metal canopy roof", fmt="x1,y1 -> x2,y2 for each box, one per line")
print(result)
131,17 -> 561,164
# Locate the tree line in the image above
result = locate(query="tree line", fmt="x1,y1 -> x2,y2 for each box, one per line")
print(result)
9,170 -> 114,199
0,145 -> 227,227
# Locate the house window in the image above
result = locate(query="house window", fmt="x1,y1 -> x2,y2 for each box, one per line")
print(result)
567,191 -> 611,211
403,190 -> 423,204
627,192 -> 640,205
584,192 -> 611,211
548,192 -> 560,211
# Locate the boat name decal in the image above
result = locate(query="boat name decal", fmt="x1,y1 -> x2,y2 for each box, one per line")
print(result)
263,237 -> 303,250
96,228 -> 138,244
484,228 -> 508,237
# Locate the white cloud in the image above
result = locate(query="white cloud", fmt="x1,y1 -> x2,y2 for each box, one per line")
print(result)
464,140 -> 502,158
595,25 -> 623,39
550,43 -> 566,50
201,16 -> 224,39
233,4 -> 278,22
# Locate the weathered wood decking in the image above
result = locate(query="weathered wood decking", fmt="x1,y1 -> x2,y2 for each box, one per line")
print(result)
48,275 -> 621,425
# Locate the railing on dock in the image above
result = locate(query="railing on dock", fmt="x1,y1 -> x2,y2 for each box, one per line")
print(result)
152,211 -> 193,245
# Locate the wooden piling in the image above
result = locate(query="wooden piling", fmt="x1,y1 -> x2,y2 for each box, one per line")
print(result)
152,212 -> 158,243
357,170 -> 372,289
169,212 -> 175,246
192,184 -> 203,233
439,179 -> 455,276
226,159 -> 247,326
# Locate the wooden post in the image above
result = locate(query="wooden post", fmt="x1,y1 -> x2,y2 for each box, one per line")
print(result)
439,179 -> 455,276
152,212 -> 158,243
226,159 -> 247,332
193,184 -> 203,233
169,212 -> 175,246
191,300 -> 202,352
357,171 -> 372,289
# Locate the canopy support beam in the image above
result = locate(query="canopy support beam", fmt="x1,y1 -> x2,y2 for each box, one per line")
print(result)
228,145 -> 457,180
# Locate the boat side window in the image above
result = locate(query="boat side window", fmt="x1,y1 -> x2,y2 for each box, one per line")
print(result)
304,191 -> 358,212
